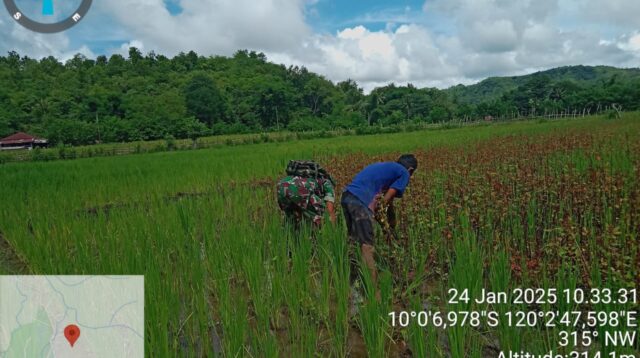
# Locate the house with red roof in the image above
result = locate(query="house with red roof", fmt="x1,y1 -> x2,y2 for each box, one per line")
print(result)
0,132 -> 49,150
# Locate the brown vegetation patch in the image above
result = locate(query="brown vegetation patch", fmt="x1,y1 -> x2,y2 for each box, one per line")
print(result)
320,130 -> 639,288
0,231 -> 30,274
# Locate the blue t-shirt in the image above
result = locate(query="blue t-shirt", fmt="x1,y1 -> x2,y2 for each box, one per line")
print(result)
345,162 -> 410,208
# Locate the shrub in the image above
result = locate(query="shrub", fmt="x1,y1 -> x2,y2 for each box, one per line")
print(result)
31,148 -> 56,161
165,135 -> 176,151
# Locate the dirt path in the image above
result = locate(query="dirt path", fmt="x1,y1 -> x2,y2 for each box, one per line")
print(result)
0,232 -> 30,274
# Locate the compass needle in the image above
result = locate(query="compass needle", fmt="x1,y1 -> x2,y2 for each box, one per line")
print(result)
42,0 -> 53,15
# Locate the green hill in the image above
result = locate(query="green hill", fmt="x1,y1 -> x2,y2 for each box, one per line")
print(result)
1,49 -> 639,147
446,65 -> 640,104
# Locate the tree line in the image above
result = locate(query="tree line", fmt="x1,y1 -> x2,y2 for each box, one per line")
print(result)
0,49 -> 638,145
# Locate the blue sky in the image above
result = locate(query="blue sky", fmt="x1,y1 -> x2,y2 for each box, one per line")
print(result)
309,0 -> 426,32
163,0 -> 183,15
2,0 -> 639,90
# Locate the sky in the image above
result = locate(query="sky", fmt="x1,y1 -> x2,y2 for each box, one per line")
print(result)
1,0 -> 639,91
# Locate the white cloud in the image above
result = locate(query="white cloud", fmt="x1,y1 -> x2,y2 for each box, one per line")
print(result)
464,19 -> 518,53
117,40 -> 146,56
269,24 -> 459,91
629,34 -> 640,51
521,23 -> 559,53
271,0 -> 639,90
0,19 -> 73,59
0,0 -> 639,92
618,32 -> 640,53
96,0 -> 310,56
581,0 -> 640,28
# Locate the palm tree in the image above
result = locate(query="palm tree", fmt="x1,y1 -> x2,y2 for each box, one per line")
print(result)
42,0 -> 54,15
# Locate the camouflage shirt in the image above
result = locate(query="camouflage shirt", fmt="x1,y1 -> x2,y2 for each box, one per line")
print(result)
277,176 -> 335,225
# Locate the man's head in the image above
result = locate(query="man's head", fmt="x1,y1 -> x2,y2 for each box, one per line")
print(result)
397,154 -> 418,176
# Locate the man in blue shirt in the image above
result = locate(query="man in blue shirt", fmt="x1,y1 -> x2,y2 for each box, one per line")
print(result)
341,154 -> 418,295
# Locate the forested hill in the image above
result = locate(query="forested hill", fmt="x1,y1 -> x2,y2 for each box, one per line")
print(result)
446,65 -> 640,105
0,49 -> 639,146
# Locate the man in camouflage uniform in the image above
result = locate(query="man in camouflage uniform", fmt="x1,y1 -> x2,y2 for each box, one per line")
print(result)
277,174 -> 337,228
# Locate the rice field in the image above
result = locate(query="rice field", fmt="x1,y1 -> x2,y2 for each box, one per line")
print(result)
0,114 -> 638,357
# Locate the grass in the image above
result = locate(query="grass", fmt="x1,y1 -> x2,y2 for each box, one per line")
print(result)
0,113 -> 638,356
0,116 -> 560,164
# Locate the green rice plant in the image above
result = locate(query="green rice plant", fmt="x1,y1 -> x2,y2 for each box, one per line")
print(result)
316,238 -> 334,325
489,249 -> 522,352
212,259 -> 248,357
281,225 -> 321,355
242,240 -> 279,357
145,262 -> 172,357
588,261 -> 638,356
323,224 -> 350,357
554,263 -> 580,355
268,230 -> 290,332
357,265 -> 393,358
447,215 -> 483,357
407,294 -> 441,357
537,267 -> 559,353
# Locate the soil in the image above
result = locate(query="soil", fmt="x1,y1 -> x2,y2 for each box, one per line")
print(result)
0,231 -> 30,274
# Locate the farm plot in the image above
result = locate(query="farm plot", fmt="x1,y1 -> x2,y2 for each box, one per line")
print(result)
0,115 -> 638,357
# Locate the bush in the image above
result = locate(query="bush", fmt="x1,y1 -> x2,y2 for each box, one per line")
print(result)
57,144 -> 77,160
606,109 -> 621,119
401,123 -> 423,132
31,148 -> 56,161
437,122 -> 462,130
165,135 -> 176,151
288,116 -> 330,132
355,126 -> 380,135
381,126 -> 401,134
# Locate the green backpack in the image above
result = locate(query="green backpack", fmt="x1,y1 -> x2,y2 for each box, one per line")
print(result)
286,160 -> 335,185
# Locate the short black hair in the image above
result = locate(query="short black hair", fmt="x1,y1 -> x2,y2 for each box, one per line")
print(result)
397,154 -> 418,171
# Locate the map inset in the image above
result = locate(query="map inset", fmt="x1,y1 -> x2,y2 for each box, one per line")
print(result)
0,276 -> 144,357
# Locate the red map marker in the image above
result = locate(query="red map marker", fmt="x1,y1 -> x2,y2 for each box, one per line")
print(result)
64,324 -> 81,347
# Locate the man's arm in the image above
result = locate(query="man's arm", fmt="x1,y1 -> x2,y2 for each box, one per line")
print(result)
383,188 -> 398,204
322,179 -> 337,225
381,189 -> 398,237
326,201 -> 336,224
